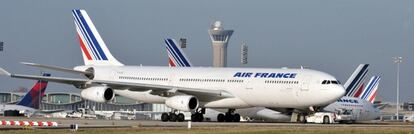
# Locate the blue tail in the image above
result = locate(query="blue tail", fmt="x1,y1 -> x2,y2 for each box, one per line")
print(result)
16,73 -> 50,109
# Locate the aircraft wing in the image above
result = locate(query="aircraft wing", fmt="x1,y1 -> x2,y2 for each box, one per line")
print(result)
0,68 -> 233,101
20,62 -> 92,75
37,109 -> 67,114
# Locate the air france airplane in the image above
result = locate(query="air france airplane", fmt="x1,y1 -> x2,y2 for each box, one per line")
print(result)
164,42 -> 379,123
324,76 -> 381,122
0,9 -> 345,122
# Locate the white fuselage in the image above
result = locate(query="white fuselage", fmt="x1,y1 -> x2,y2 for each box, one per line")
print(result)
323,96 -> 380,121
0,104 -> 36,115
231,96 -> 380,122
80,66 -> 345,110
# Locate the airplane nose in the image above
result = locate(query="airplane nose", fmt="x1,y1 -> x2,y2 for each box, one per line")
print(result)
334,85 -> 346,98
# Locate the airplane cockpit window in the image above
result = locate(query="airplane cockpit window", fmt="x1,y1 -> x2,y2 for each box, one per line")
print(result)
322,80 -> 341,85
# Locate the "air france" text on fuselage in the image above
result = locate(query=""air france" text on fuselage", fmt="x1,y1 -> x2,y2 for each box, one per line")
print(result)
233,72 -> 297,78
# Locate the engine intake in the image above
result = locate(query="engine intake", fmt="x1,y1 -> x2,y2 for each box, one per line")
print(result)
165,95 -> 199,112
80,86 -> 114,103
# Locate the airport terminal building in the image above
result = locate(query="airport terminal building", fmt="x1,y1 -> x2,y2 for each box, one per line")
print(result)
0,90 -> 170,120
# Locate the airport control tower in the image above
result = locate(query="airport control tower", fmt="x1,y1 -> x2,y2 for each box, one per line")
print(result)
208,21 -> 233,67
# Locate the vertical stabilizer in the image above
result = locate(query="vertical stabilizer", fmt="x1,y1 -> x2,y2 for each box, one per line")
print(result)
164,38 -> 192,67
344,64 -> 369,96
72,9 -> 123,66
360,76 -> 381,103
16,73 -> 50,109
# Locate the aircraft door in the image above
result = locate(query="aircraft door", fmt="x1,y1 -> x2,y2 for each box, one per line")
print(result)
301,75 -> 311,91
296,75 -> 311,103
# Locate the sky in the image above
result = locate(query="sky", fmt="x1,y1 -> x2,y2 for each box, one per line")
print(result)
0,0 -> 413,102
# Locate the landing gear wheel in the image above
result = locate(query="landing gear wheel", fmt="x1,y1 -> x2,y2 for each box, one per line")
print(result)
161,113 -> 169,122
191,114 -> 196,122
225,112 -> 234,122
233,113 -> 241,122
191,108 -> 205,122
169,113 -> 177,122
177,113 -> 185,122
197,113 -> 204,122
191,113 -> 204,122
217,113 -> 225,122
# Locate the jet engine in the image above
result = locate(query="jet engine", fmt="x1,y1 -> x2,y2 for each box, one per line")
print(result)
80,86 -> 115,103
165,95 -> 199,112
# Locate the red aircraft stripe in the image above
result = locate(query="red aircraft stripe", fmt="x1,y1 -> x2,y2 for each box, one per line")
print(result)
78,34 -> 92,60
353,83 -> 365,98
369,90 -> 378,103
169,58 -> 176,67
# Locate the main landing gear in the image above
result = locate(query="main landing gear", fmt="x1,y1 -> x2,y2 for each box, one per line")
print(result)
161,110 -> 185,122
191,108 -> 205,122
217,109 -> 240,122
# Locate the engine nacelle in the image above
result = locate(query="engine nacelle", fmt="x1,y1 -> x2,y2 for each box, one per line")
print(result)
80,86 -> 115,103
165,95 -> 199,112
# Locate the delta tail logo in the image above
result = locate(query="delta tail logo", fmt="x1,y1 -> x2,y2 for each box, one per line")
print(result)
17,73 -> 50,109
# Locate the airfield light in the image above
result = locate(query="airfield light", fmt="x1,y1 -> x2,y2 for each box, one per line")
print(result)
393,56 -> 402,121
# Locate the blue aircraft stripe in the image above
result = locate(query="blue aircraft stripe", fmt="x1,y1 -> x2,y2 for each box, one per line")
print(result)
74,10 -> 104,60
365,77 -> 380,98
75,10 -> 108,60
166,39 -> 190,66
364,77 -> 380,99
345,65 -> 368,96
74,20 -> 99,60
166,47 -> 182,67
73,10 -> 100,60
348,65 -> 368,92
165,39 -> 185,66
165,41 -> 184,66
361,77 -> 376,99
168,39 -> 190,67
347,70 -> 367,96
348,69 -> 368,96
165,40 -> 185,66
361,77 -> 380,99
73,10 -> 102,60
165,46 -> 183,66
73,13 -> 98,60
167,39 -> 191,67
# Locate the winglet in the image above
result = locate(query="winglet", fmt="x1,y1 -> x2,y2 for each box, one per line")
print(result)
0,67 -> 11,76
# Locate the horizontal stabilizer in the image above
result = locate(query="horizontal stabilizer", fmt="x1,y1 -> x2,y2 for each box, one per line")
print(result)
21,62 -> 92,75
